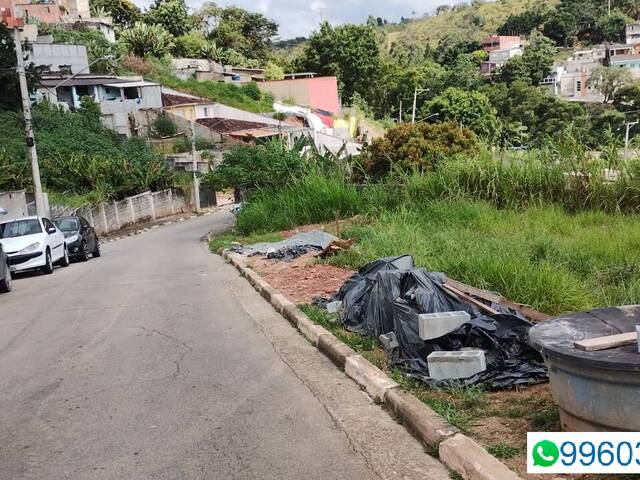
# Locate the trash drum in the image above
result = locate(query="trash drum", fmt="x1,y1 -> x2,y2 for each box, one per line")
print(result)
529,305 -> 640,432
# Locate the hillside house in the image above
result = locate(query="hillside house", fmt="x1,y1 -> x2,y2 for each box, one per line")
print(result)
541,48 -> 605,101
482,35 -> 521,53
29,41 -> 88,74
36,75 -> 163,136
480,46 -> 523,74
626,23 -> 640,45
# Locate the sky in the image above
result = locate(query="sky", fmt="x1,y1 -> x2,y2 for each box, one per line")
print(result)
133,0 -> 455,39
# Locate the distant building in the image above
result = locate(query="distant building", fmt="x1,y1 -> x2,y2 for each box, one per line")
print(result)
29,41 -> 89,74
13,0 -> 91,24
482,35 -> 521,53
480,46 -> 523,75
36,75 -> 163,136
257,76 -> 341,116
61,17 -> 116,43
541,47 -> 605,102
626,23 -> 640,45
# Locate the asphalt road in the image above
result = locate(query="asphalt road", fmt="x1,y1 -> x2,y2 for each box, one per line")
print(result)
0,211 -> 450,480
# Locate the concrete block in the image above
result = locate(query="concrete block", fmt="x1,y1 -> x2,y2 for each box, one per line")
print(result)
439,434 -> 520,480
384,388 -> 458,448
379,332 -> 399,350
345,355 -> 399,402
418,311 -> 470,340
427,350 -> 486,381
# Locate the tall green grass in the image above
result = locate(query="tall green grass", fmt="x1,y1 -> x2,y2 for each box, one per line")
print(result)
235,174 -> 396,234
328,201 -> 640,315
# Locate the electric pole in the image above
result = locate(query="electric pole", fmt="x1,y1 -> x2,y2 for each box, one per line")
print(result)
625,121 -> 638,160
14,27 -> 45,217
190,120 -> 201,213
411,88 -> 430,124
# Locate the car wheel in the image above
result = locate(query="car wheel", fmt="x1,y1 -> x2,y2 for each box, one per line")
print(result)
92,241 -> 101,258
42,250 -> 54,274
0,265 -> 12,293
58,246 -> 70,267
79,241 -> 90,262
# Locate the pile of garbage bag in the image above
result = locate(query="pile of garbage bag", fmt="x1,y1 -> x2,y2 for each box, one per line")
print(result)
230,230 -> 338,261
317,256 -> 547,390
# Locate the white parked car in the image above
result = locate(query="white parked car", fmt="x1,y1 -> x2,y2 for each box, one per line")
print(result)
0,216 -> 69,274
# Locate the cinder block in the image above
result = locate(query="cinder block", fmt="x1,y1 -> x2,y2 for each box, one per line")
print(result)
427,350 -> 486,380
379,332 -> 399,350
418,311 -> 470,340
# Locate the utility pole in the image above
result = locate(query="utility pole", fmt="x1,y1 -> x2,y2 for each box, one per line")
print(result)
608,0 -> 611,15
624,121 -> 639,160
399,100 -> 402,123
411,88 -> 430,124
190,120 -> 201,213
14,27 -> 45,217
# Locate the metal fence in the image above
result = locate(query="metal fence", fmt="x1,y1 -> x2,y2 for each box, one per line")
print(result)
49,189 -> 188,235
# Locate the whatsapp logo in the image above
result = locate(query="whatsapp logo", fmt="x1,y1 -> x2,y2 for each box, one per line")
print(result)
532,440 -> 560,467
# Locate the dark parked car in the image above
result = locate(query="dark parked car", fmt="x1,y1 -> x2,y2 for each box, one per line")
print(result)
53,216 -> 101,261
0,241 -> 11,293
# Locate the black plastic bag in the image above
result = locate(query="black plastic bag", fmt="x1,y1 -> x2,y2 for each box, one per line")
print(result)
327,256 -> 548,390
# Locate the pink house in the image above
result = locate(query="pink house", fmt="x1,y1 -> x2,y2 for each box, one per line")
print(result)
257,76 -> 341,115
482,35 -> 521,53
15,2 -> 65,23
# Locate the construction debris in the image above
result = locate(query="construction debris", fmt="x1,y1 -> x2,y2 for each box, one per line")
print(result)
574,331 -> 638,352
231,230 -> 338,260
418,311 -> 471,341
320,255 -> 548,389
427,350 -> 487,381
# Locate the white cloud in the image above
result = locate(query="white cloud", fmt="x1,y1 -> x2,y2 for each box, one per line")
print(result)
132,0 -> 458,39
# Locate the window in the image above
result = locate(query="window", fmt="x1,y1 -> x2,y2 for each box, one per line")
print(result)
123,87 -> 139,100
0,219 -> 42,238
53,218 -> 79,232
203,107 -> 208,117
576,80 -> 582,92
43,218 -> 56,232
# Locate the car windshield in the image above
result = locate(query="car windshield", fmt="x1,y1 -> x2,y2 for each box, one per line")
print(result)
0,219 -> 42,238
53,218 -> 79,232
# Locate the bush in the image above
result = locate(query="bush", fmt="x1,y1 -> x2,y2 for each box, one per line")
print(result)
240,82 -> 262,101
202,138 -> 331,192
0,103 -> 174,199
359,122 -> 479,179
151,115 -> 178,138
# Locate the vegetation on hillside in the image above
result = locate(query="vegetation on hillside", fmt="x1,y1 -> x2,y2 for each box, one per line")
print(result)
0,101 -> 178,203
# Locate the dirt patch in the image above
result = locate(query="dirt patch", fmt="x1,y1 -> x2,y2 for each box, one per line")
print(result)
247,253 -> 354,304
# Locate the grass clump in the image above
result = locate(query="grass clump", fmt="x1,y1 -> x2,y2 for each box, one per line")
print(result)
487,442 -> 521,460
299,305 -> 379,352
208,231 -> 284,254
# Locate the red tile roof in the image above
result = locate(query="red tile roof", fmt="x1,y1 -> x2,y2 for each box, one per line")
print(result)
162,92 -> 207,107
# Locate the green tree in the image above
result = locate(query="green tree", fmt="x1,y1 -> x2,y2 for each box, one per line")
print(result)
174,31 -> 214,58
593,10 -> 632,43
372,60 -> 445,119
590,66 -> 632,103
360,122 -> 479,178
297,22 -> 381,104
196,4 -> 278,62
118,22 -> 175,58
145,0 -> 191,37
500,31 -> 556,85
422,87 -> 498,138
264,62 -> 285,81
543,9 -> 579,46
0,24 -> 40,111
498,6 -> 552,36
90,0 -> 141,27
444,54 -> 486,91
614,81 -> 640,107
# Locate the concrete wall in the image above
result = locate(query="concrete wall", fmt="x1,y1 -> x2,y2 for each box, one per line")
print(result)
15,3 -> 64,23
30,43 -> 89,74
50,189 -> 188,235
258,77 -> 340,114
0,191 -> 28,220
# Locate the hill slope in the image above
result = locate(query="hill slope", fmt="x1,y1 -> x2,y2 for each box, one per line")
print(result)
384,0 -> 558,49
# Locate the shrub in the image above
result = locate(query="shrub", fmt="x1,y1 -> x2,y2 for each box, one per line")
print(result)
264,62 -> 285,81
240,82 -> 262,101
118,22 -> 175,58
359,122 -> 479,179
151,115 -> 178,138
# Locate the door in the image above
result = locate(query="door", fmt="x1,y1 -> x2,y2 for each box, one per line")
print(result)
42,218 -> 64,260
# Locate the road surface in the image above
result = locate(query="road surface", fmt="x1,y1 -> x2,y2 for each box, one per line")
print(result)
0,211 -> 450,480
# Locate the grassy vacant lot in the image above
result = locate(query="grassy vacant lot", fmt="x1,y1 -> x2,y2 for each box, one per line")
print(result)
327,200 -> 640,316
236,175 -> 640,316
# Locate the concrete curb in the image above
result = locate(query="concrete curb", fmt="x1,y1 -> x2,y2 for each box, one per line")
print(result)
219,248 -> 522,480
